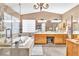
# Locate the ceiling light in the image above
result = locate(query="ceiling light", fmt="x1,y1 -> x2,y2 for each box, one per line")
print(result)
33,3 -> 49,11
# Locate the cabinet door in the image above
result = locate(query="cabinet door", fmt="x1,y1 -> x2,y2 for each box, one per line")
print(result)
34,34 -> 41,44
41,34 -> 47,44
54,34 -> 64,44
73,34 -> 77,39
34,34 -> 46,44
63,34 -> 67,43
66,41 -> 73,56
78,46 -> 79,55
66,39 -> 79,56
67,41 -> 79,56
67,45 -> 73,56
72,44 -> 78,56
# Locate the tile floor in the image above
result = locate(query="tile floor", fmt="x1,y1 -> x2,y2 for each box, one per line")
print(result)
0,43 -> 66,56
42,43 -> 66,56
31,43 -> 66,56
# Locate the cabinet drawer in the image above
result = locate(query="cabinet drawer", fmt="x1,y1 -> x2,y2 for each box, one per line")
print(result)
54,38 -> 64,43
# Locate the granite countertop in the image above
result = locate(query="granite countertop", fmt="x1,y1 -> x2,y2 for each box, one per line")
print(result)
66,39 -> 79,45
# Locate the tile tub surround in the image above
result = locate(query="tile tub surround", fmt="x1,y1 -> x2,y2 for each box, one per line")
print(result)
0,43 -> 66,56
0,48 -> 30,56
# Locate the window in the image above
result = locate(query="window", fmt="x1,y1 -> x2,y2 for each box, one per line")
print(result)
4,12 -> 20,34
22,20 -> 36,32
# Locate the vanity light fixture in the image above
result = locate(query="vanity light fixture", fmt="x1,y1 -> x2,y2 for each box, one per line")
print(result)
33,3 -> 49,11
51,20 -> 61,23
37,20 -> 47,23
73,20 -> 77,22
37,18 -> 47,23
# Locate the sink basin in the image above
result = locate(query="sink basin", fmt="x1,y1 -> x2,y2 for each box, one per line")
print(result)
76,40 -> 79,43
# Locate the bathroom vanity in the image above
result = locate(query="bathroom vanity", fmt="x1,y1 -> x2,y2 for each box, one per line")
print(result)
34,31 -> 67,44
66,39 -> 79,56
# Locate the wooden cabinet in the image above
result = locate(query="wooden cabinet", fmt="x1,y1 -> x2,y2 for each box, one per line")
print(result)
46,34 -> 67,44
66,39 -> 79,56
34,34 -> 67,44
54,34 -> 67,44
66,41 -> 73,56
54,38 -> 64,44
34,34 -> 47,44
72,34 -> 77,39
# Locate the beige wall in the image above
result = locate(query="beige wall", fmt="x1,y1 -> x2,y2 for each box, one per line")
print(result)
62,5 -> 79,31
62,5 -> 79,22
1,4 -> 79,32
22,11 -> 62,31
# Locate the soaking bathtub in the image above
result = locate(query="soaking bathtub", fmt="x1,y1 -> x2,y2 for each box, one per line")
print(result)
0,36 -> 34,56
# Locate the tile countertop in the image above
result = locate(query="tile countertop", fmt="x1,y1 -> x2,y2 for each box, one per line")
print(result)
66,39 -> 79,45
35,31 -> 79,34
35,31 -> 67,34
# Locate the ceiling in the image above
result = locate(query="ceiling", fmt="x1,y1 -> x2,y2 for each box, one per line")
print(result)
5,3 -> 78,14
